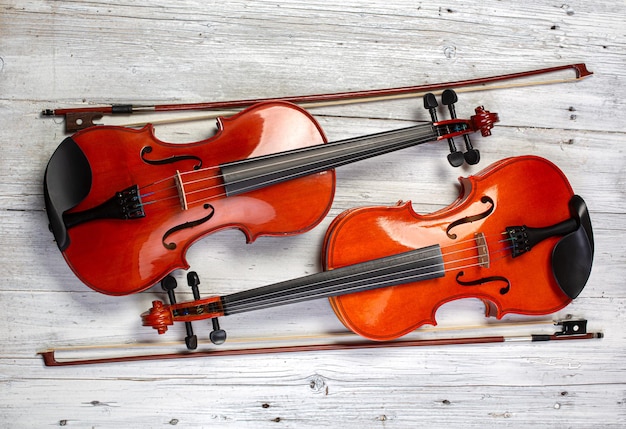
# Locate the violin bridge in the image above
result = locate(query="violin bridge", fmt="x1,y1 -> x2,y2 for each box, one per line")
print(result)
475,232 -> 490,268
174,170 -> 189,210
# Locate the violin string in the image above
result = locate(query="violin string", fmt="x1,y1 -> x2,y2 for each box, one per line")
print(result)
186,137 -> 433,209
251,232 -> 514,307
181,122 -> 435,179
137,125 -> 424,194
225,247 -> 450,309
137,124 -> 438,208
139,136 -> 438,210
221,235 -> 514,315
185,128 -> 436,208
175,233 -> 514,315
224,246 -> 512,315
138,175 -> 179,198
139,124 -> 436,206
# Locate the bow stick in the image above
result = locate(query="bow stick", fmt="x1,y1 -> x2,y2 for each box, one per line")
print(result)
42,63 -> 592,133
39,319 -> 602,366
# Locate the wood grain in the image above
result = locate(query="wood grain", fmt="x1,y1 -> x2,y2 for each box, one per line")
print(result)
0,0 -> 624,427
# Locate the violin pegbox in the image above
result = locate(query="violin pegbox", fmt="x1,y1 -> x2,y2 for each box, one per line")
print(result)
424,89 -> 499,167
144,271 -> 227,350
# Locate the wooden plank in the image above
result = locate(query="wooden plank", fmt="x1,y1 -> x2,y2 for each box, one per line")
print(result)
0,377 -> 622,428
0,0 -> 624,427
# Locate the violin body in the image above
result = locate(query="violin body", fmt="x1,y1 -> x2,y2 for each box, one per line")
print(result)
322,156 -> 592,341
45,94 -> 498,296
46,102 -> 334,295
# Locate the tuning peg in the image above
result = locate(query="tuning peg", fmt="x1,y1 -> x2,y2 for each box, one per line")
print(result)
441,89 -> 459,113
427,90 -> 463,167
184,324 -> 198,350
161,275 -> 177,294
447,151 -> 465,167
161,275 -> 198,350
209,318 -> 227,345
463,139 -> 480,165
439,90 -> 462,167
186,271 -> 227,345
442,89 -> 480,166
457,127 -> 480,165
187,271 -> 201,300
423,93 -> 439,122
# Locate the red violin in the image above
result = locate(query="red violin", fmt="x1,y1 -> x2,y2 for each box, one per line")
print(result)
44,91 -> 497,295
141,156 -> 594,343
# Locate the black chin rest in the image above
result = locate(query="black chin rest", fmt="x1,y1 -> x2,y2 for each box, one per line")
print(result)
552,195 -> 594,299
43,137 -> 92,251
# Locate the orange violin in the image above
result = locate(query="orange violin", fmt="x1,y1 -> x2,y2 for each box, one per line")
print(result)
142,156 -> 594,343
44,93 -> 497,295
323,156 -> 593,340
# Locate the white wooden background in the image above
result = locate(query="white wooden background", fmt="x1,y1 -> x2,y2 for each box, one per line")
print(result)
1,0 -> 624,427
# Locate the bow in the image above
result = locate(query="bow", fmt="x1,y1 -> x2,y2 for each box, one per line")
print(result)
42,63 -> 591,133
39,318 -> 601,366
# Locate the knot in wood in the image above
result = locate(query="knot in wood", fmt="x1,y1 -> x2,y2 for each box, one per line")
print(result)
308,375 -> 327,393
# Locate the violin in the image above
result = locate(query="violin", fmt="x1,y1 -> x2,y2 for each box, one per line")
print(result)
142,156 -> 594,343
44,91 -> 497,295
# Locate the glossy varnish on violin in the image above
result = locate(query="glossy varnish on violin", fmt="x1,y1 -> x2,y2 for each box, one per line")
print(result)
45,99 -> 497,295
323,156 -> 592,340
53,103 -> 333,295
140,156 -> 593,344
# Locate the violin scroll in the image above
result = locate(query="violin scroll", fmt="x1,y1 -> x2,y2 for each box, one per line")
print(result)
472,106 -> 499,137
142,301 -> 174,335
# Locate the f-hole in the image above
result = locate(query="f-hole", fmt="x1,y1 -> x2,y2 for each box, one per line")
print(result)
162,204 -> 215,250
141,146 -> 203,170
446,196 -> 495,239
456,271 -> 511,295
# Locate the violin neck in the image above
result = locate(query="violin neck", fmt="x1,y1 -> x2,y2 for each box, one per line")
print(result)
220,244 -> 444,316
219,123 -> 437,196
